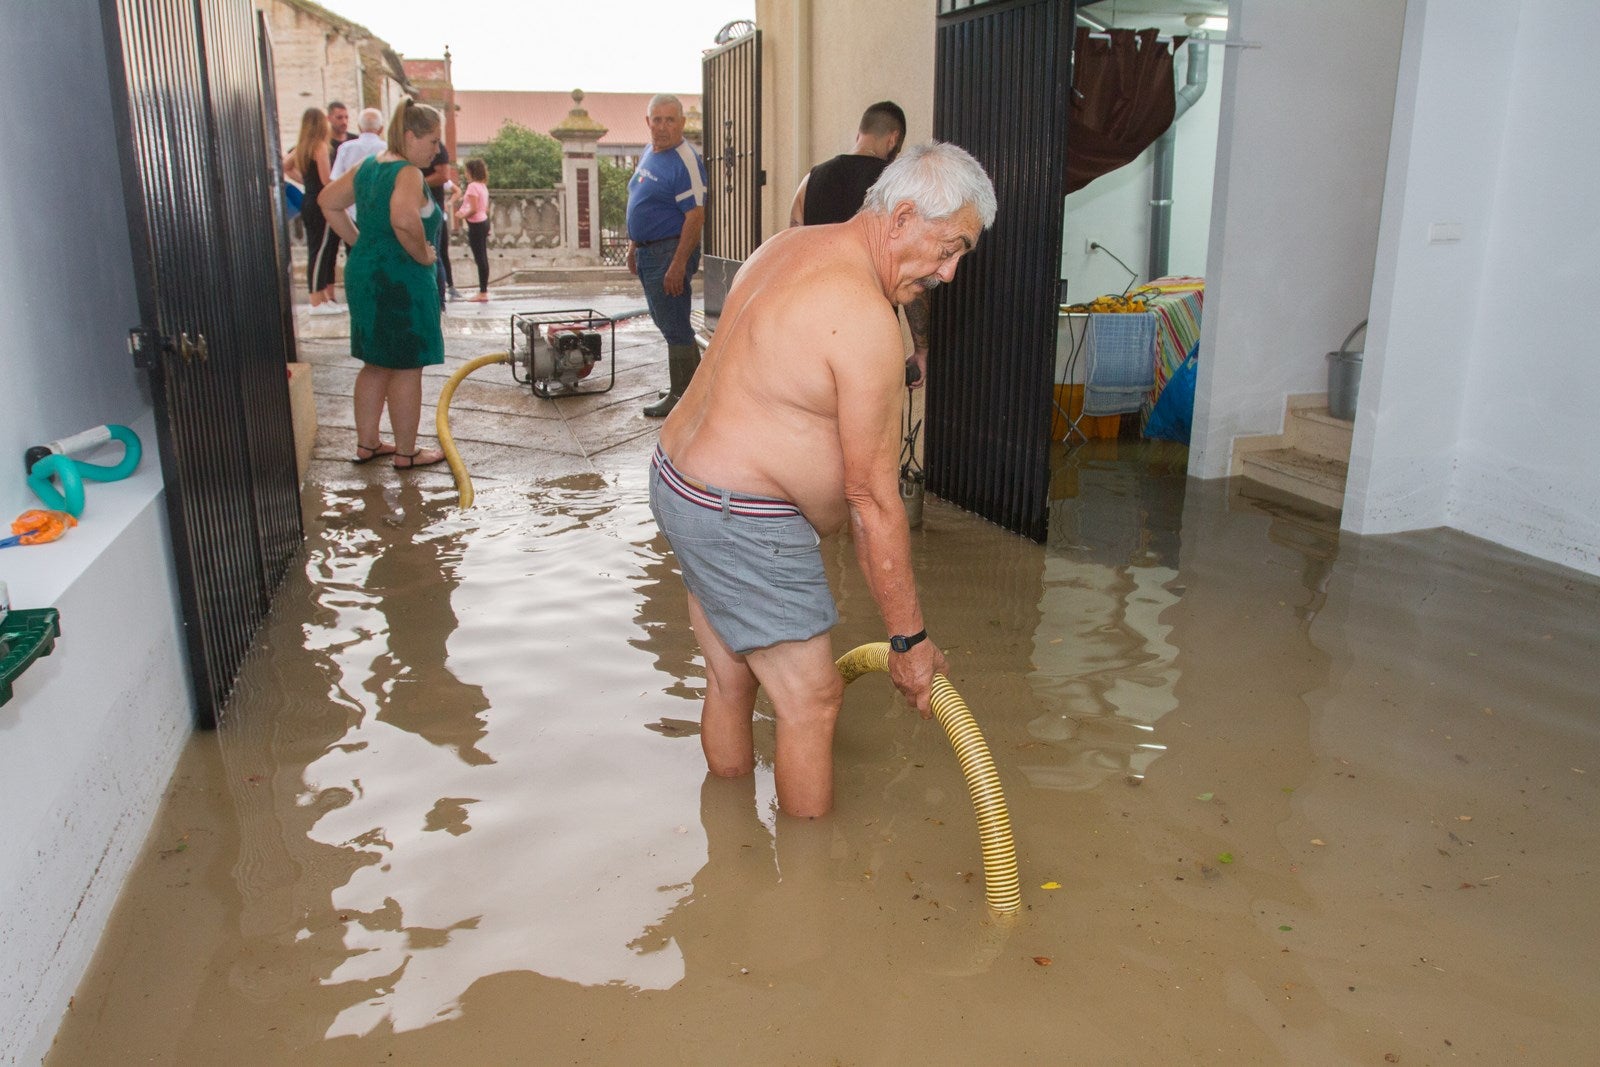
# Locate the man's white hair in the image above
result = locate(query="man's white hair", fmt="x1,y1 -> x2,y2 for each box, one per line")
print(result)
861,142 -> 997,229
357,107 -> 384,133
647,93 -> 683,114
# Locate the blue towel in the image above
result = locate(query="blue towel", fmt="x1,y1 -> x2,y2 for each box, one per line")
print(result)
1083,312 -> 1157,416
1144,344 -> 1199,444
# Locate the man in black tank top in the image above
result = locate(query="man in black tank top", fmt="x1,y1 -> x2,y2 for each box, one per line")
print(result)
788,102 -> 930,386
789,101 -> 906,227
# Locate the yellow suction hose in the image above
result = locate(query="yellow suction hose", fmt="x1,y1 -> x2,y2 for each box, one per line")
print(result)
435,352 -> 510,509
835,642 -> 1022,913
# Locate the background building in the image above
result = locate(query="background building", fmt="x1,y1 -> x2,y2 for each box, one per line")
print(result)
455,89 -> 703,168
255,0 -> 413,150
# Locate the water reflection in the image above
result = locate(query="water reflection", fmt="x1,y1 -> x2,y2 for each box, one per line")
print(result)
1030,441 -> 1188,789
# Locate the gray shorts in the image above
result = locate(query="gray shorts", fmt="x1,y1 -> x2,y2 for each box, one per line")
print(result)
648,445 -> 838,655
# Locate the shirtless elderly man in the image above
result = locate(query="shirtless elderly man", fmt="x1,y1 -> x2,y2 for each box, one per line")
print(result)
649,142 -> 997,817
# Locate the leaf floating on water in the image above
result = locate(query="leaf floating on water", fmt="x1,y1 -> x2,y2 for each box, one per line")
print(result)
1457,815 -> 1473,822
1218,852 -> 1234,864
1278,925 -> 1293,931
1040,881 -> 1062,890
1310,839 -> 1326,847
1033,956 -> 1053,966
1196,792 -> 1214,802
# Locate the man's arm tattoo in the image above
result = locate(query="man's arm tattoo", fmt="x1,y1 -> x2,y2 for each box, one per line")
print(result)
905,292 -> 931,351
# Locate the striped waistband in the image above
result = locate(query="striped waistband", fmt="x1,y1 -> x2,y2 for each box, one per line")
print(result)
651,443 -> 801,518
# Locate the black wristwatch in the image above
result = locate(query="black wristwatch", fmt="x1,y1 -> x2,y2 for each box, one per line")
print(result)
888,628 -> 927,654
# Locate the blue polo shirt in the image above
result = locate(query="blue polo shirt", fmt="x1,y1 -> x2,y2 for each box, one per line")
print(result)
627,140 -> 707,243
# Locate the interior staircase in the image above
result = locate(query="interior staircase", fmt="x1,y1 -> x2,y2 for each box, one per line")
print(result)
1232,394 -> 1352,511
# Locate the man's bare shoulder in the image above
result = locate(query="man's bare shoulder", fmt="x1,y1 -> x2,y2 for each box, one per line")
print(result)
741,224 -> 896,325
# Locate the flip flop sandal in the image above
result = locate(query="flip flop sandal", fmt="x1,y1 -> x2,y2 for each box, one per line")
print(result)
351,442 -> 397,465
393,449 -> 447,471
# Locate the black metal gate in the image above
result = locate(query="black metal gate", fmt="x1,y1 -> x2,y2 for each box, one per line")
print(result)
101,0 -> 303,727
929,0 -> 1074,542
701,27 -> 762,311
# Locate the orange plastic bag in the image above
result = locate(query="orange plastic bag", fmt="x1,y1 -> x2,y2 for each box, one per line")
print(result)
2,510 -> 78,547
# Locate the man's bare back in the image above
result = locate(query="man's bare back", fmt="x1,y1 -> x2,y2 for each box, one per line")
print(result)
659,220 -> 906,535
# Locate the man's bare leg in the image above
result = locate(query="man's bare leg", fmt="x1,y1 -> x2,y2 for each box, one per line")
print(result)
746,633 -> 843,818
686,591 -> 759,778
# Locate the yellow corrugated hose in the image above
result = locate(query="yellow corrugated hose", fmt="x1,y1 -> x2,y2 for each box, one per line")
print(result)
835,642 -> 1022,913
435,351 -> 510,509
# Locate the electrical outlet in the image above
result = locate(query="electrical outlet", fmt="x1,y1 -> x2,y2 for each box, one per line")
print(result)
1085,237 -> 1100,255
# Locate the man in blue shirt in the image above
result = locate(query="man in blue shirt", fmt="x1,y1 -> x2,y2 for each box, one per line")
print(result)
627,94 -> 708,417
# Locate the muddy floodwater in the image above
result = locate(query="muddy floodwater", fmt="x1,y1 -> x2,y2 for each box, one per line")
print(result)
48,394 -> 1600,1063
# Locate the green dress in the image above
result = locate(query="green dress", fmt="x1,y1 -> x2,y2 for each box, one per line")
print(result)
345,157 -> 444,369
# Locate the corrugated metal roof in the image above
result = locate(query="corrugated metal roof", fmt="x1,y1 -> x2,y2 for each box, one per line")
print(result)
454,90 -> 702,147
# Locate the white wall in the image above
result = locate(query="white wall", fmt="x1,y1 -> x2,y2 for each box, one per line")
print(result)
757,0 -> 937,241
1346,0 -> 1600,576
1060,41 -> 1223,303
1188,0 -> 1406,478
0,2 -> 192,1061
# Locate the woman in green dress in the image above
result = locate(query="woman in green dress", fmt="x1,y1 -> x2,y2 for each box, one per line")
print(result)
320,98 -> 448,469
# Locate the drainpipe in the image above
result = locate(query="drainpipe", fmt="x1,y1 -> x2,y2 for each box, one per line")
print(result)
1147,38 -> 1208,280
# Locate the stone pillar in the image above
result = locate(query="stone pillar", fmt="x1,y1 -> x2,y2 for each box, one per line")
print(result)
549,89 -> 607,264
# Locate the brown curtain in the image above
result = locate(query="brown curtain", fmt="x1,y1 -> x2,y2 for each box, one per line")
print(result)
1067,27 -> 1183,193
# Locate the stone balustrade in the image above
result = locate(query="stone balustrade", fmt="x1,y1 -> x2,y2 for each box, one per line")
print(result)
482,189 -> 563,249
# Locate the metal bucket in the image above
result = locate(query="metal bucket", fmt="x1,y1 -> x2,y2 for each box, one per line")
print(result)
1326,320 -> 1366,421
900,472 -> 925,529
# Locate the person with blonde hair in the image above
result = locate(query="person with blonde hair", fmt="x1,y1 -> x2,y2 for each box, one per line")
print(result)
318,99 -> 449,470
284,107 -> 340,312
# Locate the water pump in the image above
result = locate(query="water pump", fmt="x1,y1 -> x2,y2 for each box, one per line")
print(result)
509,309 -> 616,398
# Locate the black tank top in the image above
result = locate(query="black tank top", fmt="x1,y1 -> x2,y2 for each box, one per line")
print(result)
802,154 -> 889,225
300,150 -> 327,224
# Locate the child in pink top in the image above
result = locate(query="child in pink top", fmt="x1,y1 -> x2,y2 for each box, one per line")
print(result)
455,159 -> 492,300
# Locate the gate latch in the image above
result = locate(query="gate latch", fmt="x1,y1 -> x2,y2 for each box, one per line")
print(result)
127,327 -> 174,370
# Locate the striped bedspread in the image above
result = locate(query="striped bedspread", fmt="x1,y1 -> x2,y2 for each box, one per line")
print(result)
1142,276 -> 1205,398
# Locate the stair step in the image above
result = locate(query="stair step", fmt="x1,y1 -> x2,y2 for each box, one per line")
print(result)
1288,405 -> 1354,463
1291,404 -> 1353,429
1240,447 -> 1347,510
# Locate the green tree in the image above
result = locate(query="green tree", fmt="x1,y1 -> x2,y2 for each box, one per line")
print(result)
478,121 -> 562,189
598,158 -> 633,234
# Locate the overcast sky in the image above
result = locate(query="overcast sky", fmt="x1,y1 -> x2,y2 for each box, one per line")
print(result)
322,0 -> 756,93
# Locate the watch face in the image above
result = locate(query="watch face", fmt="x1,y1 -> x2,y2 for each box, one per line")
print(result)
890,630 -> 923,653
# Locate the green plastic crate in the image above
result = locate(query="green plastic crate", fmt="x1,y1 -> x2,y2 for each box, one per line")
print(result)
0,608 -> 62,706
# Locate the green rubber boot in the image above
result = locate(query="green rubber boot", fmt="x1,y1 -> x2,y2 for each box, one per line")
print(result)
643,343 -> 701,418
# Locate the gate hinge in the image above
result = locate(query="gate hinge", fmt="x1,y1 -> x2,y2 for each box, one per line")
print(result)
128,327 -> 170,369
